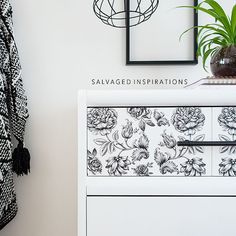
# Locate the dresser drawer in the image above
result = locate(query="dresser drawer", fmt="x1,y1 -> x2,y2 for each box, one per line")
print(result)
87,196 -> 236,236
87,106 -> 236,177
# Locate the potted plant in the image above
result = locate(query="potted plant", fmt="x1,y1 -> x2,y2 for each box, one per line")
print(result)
180,0 -> 236,77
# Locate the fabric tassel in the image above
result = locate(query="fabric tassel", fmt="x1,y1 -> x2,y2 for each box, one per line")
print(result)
12,141 -> 30,176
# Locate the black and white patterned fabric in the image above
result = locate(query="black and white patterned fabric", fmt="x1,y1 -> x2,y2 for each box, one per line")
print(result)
0,0 -> 29,230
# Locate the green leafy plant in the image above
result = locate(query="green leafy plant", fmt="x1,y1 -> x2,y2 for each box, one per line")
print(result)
179,0 -> 236,71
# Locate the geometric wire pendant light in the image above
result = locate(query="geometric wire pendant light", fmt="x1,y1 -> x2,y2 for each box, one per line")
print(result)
93,0 -> 160,28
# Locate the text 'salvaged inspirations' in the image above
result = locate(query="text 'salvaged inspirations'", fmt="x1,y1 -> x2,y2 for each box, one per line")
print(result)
91,78 -> 188,86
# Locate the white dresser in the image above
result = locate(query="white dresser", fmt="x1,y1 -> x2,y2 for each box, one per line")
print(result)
78,89 -> 236,236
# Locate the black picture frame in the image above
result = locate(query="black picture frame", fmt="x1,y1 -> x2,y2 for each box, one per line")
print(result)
126,0 -> 198,65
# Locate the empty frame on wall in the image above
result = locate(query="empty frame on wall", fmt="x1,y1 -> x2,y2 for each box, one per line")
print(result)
126,0 -> 198,65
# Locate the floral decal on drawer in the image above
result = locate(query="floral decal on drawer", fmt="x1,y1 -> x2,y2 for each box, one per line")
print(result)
215,107 -> 236,176
87,107 -> 211,177
155,108 -> 206,177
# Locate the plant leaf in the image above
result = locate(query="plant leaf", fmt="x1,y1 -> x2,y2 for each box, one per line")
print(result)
115,143 -> 125,150
92,148 -> 97,156
112,130 -> 119,141
220,146 -> 229,153
178,136 -> 186,141
145,120 -> 155,127
193,134 -> 205,142
229,146 -> 236,155
139,119 -> 146,132
94,138 -> 107,145
219,134 -> 231,141
108,142 -> 115,153
195,146 -> 204,153
203,48 -> 215,71
188,146 -> 195,155
87,150 -> 92,156
205,0 -> 232,35
231,4 -> 236,37
101,142 -> 110,156
178,1 -> 235,70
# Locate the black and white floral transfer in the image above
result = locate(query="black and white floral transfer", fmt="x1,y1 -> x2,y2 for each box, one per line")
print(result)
87,107 -> 211,177
180,157 -> 206,176
87,149 -> 102,175
87,108 -> 117,135
216,107 -> 236,176
106,156 -> 131,176
219,157 -> 236,176
171,107 -> 205,136
218,107 -> 236,136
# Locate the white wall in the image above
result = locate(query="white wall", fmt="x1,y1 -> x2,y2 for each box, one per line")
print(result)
1,0 -> 233,236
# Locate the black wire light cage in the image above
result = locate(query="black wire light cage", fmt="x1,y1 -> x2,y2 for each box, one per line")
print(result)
93,0 -> 160,28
